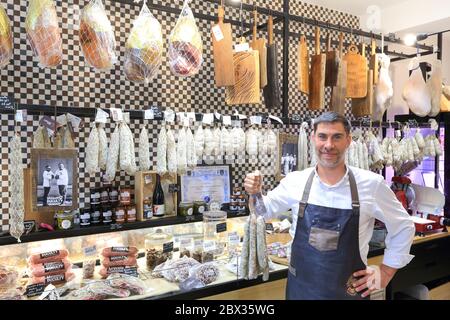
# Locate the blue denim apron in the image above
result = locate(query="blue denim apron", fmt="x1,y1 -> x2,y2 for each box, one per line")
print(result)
286,169 -> 368,300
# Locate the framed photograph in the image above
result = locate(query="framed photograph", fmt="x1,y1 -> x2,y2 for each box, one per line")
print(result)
178,165 -> 232,205
277,133 -> 299,181
31,148 -> 78,213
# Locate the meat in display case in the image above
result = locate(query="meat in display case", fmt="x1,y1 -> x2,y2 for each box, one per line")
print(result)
0,217 -> 288,300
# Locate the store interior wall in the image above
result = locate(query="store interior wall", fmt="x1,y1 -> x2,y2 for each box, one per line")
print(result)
0,0 -> 366,231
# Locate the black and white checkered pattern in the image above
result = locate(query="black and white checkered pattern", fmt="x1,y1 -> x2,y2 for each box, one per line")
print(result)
0,0 -> 363,231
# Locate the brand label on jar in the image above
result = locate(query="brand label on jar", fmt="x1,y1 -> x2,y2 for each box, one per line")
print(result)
40,251 -> 60,259
198,206 -> 205,213
163,242 -> 174,253
216,222 -> 227,233
127,208 -> 136,217
187,208 -> 193,216
121,191 -> 130,198
153,204 -> 165,216
61,219 -> 72,229
112,246 -> 129,253
43,262 -> 65,273
109,190 -> 119,201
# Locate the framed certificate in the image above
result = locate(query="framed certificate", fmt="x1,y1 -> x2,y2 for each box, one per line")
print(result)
178,165 -> 232,204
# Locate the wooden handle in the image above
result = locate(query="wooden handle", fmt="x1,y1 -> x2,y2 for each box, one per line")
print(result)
218,5 -> 224,23
339,32 -> 344,55
315,26 -> 320,54
326,33 -> 331,52
371,38 -> 376,55
268,15 -> 274,45
361,42 -> 366,58
253,9 -> 257,40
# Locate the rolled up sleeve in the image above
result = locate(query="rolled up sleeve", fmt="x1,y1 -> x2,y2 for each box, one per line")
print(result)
262,172 -> 299,218
373,179 -> 415,269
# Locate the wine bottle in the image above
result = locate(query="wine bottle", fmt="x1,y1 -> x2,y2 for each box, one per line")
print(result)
152,174 -> 165,217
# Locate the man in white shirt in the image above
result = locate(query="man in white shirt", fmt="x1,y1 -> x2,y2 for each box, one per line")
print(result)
42,165 -> 54,206
55,163 -> 69,205
244,112 -> 415,300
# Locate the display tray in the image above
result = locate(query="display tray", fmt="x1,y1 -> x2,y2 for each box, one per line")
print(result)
0,211 -> 249,246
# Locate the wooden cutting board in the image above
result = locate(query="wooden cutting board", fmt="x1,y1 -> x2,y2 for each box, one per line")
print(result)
297,35 -> 309,94
308,26 -> 326,110
330,32 -> 347,115
351,69 -> 373,117
263,15 -> 281,109
370,38 -> 379,85
344,43 -> 368,98
325,33 -> 339,87
212,2 -> 235,87
225,38 -> 260,105
251,8 -> 267,88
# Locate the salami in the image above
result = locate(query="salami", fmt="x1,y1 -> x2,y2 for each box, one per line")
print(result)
28,249 -> 69,265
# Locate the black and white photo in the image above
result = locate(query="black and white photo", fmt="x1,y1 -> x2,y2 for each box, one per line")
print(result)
31,148 -> 78,212
277,133 -> 299,181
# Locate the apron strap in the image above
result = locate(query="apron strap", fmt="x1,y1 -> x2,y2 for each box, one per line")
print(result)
297,168 -> 360,218
347,169 -> 360,216
297,170 -> 315,218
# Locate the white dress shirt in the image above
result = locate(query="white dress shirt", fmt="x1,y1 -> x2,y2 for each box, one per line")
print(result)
55,168 -> 68,186
42,171 -> 54,187
262,166 -> 415,269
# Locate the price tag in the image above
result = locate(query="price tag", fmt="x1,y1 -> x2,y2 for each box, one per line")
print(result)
26,283 -> 45,298
202,113 -> 214,125
110,108 -> 123,122
180,237 -> 193,248
216,222 -> 227,233
250,116 -> 262,125
235,42 -> 250,53
56,114 -> 67,126
212,25 -> 224,42
23,220 -> 36,235
164,109 -> 175,123
222,115 -> 232,126
214,112 -> 222,121
183,117 -> 190,127
83,245 -> 97,257
144,109 -> 154,120
163,241 -> 174,253
67,113 -> 84,129
144,174 -> 153,185
0,96 -> 14,110
228,231 -> 240,245
194,239 -> 203,248
265,223 -> 274,232
187,112 -> 196,121
15,110 -> 24,123
269,115 -> 284,124
203,240 -> 216,252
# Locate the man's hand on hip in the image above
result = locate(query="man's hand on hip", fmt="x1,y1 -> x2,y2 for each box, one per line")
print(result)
352,264 -> 397,298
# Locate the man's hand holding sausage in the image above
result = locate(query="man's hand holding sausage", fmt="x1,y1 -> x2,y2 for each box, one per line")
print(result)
244,170 -> 263,195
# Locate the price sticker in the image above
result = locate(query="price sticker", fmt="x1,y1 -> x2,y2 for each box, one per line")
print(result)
235,42 -> 250,53
110,108 -> 123,122
144,109 -> 154,120
164,109 -> 175,123
228,232 -> 240,245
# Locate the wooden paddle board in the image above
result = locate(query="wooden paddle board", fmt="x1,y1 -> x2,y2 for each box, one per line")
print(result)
308,26 -> 326,110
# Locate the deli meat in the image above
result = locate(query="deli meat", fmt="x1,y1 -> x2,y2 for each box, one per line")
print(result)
30,271 -> 75,285
29,259 -> 71,277
101,246 -> 138,257
101,255 -> 137,268
28,249 -> 69,264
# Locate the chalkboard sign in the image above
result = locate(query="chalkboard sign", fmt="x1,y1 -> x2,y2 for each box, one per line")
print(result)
265,223 -> 274,232
23,220 -> 36,235
168,184 -> 179,193
26,283 -> 45,298
163,241 -> 174,253
216,222 -> 227,233
106,266 -> 138,278
0,96 -> 14,110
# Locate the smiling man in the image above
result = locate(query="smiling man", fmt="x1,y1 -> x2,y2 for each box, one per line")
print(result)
244,111 -> 415,300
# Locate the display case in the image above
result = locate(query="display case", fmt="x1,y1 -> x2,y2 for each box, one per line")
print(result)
0,215 -> 289,300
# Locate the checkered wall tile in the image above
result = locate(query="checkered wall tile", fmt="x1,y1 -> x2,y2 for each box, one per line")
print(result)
0,0 -> 363,231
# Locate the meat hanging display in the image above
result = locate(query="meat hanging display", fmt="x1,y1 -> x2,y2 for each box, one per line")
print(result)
0,3 -> 12,69
105,124 -> 120,181
79,0 -> 117,71
9,134 -> 25,242
124,1 -> 163,83
98,123 -> 108,171
168,0 -> 203,77
25,0 -> 63,68
138,126 -> 151,171
156,126 -> 167,176
85,124 -> 100,175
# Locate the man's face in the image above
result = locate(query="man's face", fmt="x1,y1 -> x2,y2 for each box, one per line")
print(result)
46,167 -> 51,171
59,164 -> 64,170
313,122 -> 351,169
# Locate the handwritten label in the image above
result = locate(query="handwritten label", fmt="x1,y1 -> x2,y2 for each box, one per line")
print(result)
216,222 -> 227,233
163,241 -> 174,253
26,283 -> 45,298
144,109 -> 154,120
235,42 -> 250,53
265,223 -> 274,231
202,113 -> 214,125
0,96 -> 14,110
212,25 -> 224,42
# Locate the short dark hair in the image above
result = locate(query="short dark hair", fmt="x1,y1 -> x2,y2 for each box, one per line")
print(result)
313,112 -> 351,135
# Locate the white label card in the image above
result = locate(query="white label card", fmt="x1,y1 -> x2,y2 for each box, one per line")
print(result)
212,25 -> 224,42
164,109 -> 175,123
203,240 -> 216,252
187,112 -> 196,121
15,110 -> 24,123
250,116 -> 262,125
56,114 -> 67,126
194,239 -> 203,248
123,112 -> 130,124
68,113 -> 83,129
228,231 -> 240,245
180,238 -> 193,248
235,42 -> 250,53
144,174 -> 152,185
110,108 -> 123,122
222,115 -> 232,126
83,245 -> 97,257
144,109 -> 154,120
202,113 -> 214,125
95,108 -> 109,124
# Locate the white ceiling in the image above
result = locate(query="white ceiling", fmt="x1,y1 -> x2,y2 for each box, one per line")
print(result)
297,0 -> 408,16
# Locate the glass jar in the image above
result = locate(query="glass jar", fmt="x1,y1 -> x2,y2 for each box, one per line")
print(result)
202,203 -> 227,257
126,204 -> 137,223
90,206 -> 101,225
102,207 -> 113,225
120,188 -> 131,206
80,208 -> 91,227
114,206 -> 126,224
100,187 -> 110,205
143,198 -> 153,220
56,210 -> 75,230
145,228 -> 173,271
193,201 -> 206,215
178,201 -> 194,216
90,188 -> 101,205
109,186 -> 119,205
